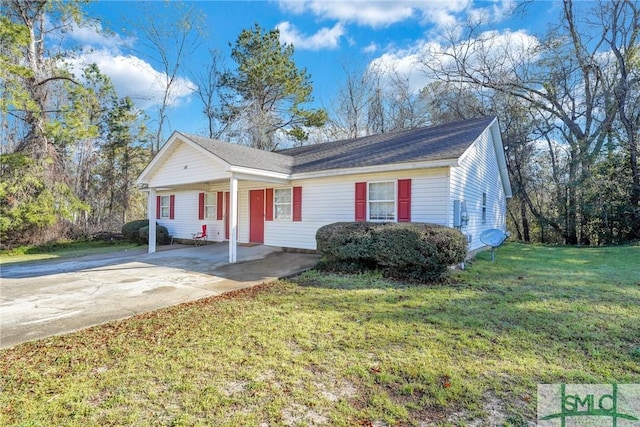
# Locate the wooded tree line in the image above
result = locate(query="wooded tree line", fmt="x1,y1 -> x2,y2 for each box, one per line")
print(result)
330,0 -> 640,245
1,0 -> 638,247
1,1 -> 150,245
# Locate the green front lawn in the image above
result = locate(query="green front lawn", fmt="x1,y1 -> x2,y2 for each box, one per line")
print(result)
1,243 -> 638,426
0,240 -> 139,265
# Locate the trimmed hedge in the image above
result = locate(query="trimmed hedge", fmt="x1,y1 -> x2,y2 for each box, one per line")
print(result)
139,225 -> 170,245
316,222 -> 467,281
122,220 -> 169,245
122,220 -> 149,244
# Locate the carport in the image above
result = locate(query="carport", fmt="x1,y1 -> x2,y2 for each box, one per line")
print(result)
136,131 -> 293,264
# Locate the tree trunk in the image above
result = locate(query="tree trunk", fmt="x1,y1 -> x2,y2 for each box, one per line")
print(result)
520,198 -> 531,242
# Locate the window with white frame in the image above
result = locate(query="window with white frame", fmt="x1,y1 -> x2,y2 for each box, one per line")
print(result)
482,192 -> 487,224
369,181 -> 395,221
160,195 -> 170,218
274,188 -> 291,220
204,193 -> 216,219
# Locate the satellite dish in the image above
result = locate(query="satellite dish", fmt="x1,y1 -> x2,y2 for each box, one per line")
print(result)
480,229 -> 508,262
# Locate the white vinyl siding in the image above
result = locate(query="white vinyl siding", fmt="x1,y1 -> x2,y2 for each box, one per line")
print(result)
274,188 -> 292,220
449,127 -> 507,251
147,139 -> 230,188
155,189 -> 225,243
153,166 -> 457,250
368,181 -> 395,221
264,169 -> 449,250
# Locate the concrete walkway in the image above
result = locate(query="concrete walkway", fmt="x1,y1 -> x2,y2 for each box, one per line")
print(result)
0,243 -> 319,349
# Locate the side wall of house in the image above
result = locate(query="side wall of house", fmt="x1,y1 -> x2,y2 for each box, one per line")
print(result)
157,168 -> 450,250
449,127 -> 508,252
155,185 -> 225,243
265,168 -> 450,250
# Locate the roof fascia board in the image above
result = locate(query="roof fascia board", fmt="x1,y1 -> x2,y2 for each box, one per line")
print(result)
228,166 -> 291,182
290,159 -> 458,180
489,118 -> 513,198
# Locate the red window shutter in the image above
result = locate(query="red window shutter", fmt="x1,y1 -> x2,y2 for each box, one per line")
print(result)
198,192 -> 205,220
355,182 -> 366,221
398,179 -> 411,222
156,195 -> 161,219
216,192 -> 223,220
169,195 -> 175,219
293,186 -> 302,221
265,188 -> 274,221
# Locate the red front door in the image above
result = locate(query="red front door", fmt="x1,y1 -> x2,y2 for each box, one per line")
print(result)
249,189 -> 265,243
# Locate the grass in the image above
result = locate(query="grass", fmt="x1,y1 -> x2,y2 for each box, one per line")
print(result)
1,243 -> 639,426
0,240 -> 139,265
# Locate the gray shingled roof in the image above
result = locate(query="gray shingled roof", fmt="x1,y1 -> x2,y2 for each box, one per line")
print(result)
279,117 -> 496,174
178,132 -> 293,174
179,117 -> 495,175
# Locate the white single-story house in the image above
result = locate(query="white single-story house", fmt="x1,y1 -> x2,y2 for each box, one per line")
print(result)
136,116 -> 512,263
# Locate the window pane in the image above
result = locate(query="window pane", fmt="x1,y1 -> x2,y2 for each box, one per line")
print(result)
275,189 -> 291,203
160,196 -> 170,218
274,188 -> 291,220
384,182 -> 394,199
369,183 -> 381,200
369,181 -> 395,221
275,204 -> 291,219
204,193 -> 216,219
369,182 -> 394,201
370,201 -> 395,221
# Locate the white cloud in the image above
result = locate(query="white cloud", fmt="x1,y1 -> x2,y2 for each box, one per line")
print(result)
67,21 -> 134,53
279,0 -> 515,29
368,29 -> 539,94
363,42 -> 378,54
277,21 -> 345,50
279,0 -> 415,28
69,49 -> 195,109
369,44 -> 432,94
64,23 -> 195,109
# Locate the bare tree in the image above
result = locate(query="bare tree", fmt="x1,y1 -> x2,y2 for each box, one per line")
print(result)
598,0 -> 640,239
420,0 -> 623,244
331,62 -> 429,139
383,68 -> 430,131
134,1 -> 204,152
330,62 -> 373,139
190,49 -> 227,139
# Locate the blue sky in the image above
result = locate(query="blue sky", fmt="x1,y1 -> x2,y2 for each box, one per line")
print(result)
67,0 -> 562,140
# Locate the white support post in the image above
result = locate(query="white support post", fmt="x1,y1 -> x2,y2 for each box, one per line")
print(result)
229,176 -> 238,263
148,188 -> 157,254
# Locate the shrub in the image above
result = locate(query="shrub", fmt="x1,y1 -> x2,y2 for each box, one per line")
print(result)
122,219 -> 149,244
315,222 -> 378,270
316,222 -> 467,281
139,225 -> 170,245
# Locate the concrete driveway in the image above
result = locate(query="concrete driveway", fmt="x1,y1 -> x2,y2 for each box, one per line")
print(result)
0,244 -> 319,349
